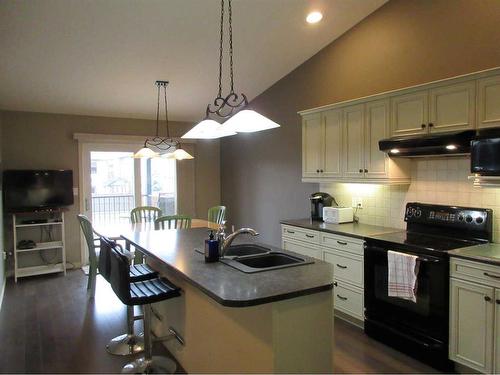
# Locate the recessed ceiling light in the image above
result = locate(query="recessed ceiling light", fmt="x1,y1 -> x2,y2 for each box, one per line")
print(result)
390,149 -> 400,154
306,11 -> 323,24
446,144 -> 457,150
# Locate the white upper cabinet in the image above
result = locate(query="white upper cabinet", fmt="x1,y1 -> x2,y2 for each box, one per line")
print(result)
391,91 -> 429,136
478,75 -> 500,129
323,109 -> 343,178
300,68 -> 500,184
302,113 -> 323,178
429,81 -> 476,133
364,100 -> 390,179
342,104 -> 365,178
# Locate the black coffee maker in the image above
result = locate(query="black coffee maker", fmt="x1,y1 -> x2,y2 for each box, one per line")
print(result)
310,192 -> 336,221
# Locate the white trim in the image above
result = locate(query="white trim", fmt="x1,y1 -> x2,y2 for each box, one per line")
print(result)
0,276 -> 5,311
298,66 -> 500,116
74,133 -> 197,144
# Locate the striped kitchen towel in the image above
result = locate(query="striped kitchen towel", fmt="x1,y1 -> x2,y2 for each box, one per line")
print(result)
387,250 -> 419,303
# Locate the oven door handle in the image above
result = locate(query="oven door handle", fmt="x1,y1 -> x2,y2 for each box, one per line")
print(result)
366,246 -> 442,263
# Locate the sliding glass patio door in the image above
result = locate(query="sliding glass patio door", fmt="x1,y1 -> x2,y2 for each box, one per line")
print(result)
79,141 -> 177,265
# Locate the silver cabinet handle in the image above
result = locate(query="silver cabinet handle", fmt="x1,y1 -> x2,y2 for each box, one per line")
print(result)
286,230 -> 295,234
337,294 -> 348,301
336,264 -> 347,269
337,241 -> 348,245
484,272 -> 500,279
305,234 -> 314,238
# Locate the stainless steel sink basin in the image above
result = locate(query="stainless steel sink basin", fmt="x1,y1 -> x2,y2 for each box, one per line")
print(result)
220,252 -> 313,273
223,244 -> 270,258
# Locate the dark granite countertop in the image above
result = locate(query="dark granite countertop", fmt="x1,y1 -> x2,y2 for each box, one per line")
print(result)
121,228 -> 334,307
280,218 -> 404,240
449,243 -> 500,266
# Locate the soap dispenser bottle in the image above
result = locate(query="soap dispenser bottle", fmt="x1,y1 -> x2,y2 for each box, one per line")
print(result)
204,230 -> 219,263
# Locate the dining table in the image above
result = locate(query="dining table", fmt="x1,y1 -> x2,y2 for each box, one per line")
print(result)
93,218 -> 219,240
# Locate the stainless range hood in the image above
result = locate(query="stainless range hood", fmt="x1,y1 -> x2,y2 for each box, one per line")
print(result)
379,130 -> 476,157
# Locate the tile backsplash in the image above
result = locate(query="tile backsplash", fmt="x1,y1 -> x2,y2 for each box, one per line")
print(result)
320,157 -> 500,242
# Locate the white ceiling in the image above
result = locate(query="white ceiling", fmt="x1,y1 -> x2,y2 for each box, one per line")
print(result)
0,0 -> 387,122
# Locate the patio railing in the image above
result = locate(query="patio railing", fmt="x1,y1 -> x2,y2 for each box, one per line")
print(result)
91,193 -> 175,224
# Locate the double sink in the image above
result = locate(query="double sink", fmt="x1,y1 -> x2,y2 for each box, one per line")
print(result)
220,244 -> 314,273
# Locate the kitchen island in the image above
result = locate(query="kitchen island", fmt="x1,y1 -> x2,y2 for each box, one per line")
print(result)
121,227 -> 334,373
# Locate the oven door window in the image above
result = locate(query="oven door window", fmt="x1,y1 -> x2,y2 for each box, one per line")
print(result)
365,246 -> 448,340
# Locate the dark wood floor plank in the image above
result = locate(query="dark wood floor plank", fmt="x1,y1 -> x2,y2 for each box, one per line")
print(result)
0,270 -> 445,373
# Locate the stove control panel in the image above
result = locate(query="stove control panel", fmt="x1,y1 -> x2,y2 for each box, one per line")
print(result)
405,203 -> 492,231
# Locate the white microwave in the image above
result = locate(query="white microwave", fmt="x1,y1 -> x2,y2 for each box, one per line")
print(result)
323,207 -> 353,224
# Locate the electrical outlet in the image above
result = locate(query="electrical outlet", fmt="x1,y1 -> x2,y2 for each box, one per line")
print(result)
352,197 -> 363,209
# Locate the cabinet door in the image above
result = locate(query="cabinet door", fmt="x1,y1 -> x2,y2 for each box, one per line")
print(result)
449,278 -> 494,373
342,104 -> 365,178
364,100 -> 389,179
429,81 -> 476,133
302,113 -> 323,178
282,238 -> 322,260
390,90 -> 429,136
477,76 -> 500,129
322,109 -> 342,178
495,289 -> 500,374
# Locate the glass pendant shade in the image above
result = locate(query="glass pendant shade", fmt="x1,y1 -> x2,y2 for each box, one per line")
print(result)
181,119 -> 236,139
222,109 -> 280,133
133,147 -> 159,159
163,148 -> 194,160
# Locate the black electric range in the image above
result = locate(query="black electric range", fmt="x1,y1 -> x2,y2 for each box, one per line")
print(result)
364,202 -> 492,371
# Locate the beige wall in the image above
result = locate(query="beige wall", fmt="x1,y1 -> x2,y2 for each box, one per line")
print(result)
0,110 -> 221,267
221,0 -> 500,246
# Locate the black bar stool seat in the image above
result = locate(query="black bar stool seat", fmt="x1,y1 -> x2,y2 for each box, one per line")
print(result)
99,238 -> 158,356
109,246 -> 181,374
130,279 -> 180,305
129,263 -> 157,281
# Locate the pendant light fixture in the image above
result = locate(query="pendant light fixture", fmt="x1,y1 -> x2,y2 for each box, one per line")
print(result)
134,81 -> 193,160
182,0 -> 280,139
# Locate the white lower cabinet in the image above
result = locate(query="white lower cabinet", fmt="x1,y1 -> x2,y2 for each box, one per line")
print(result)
333,281 -> 364,321
281,224 -> 365,323
449,258 -> 500,373
281,237 -> 322,260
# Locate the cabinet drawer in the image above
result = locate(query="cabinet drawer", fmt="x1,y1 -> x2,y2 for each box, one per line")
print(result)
282,225 -> 320,244
450,258 -> 500,288
334,282 -> 364,320
320,232 -> 364,255
324,250 -> 363,287
281,238 -> 322,260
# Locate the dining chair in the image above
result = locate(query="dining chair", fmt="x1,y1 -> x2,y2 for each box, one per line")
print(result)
208,205 -> 226,225
77,214 -> 102,298
130,206 -> 162,224
154,215 -> 192,230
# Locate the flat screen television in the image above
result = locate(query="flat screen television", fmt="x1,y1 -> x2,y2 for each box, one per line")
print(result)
3,170 -> 74,211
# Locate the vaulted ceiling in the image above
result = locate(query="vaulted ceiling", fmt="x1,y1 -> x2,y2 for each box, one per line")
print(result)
0,0 -> 387,121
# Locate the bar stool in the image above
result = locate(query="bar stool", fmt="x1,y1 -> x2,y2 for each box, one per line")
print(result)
99,237 -> 158,356
109,245 -> 181,374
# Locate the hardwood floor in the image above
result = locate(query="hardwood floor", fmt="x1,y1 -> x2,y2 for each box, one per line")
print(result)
0,270 -> 441,373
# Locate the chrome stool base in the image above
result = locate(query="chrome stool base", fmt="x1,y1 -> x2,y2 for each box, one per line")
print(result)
121,356 -> 177,374
106,333 -> 144,356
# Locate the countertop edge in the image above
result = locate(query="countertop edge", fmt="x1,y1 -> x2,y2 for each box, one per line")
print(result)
122,234 -> 334,307
280,219 -> 401,240
449,253 -> 500,267
280,220 -> 363,240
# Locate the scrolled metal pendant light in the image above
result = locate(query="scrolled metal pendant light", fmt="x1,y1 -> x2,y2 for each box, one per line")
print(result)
182,0 -> 280,139
135,81 -> 193,160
